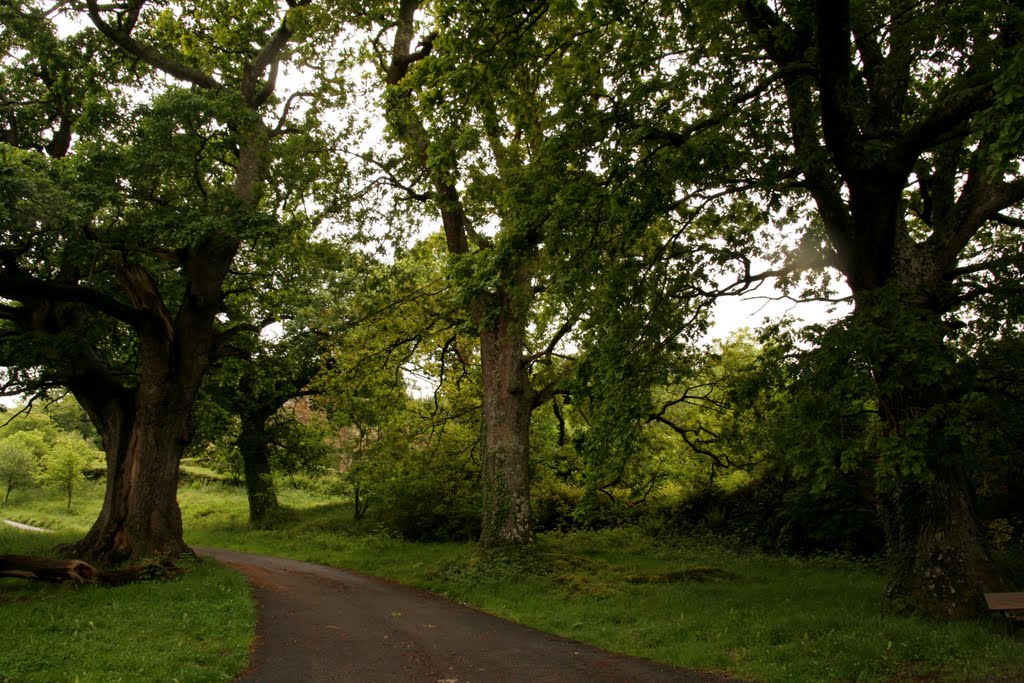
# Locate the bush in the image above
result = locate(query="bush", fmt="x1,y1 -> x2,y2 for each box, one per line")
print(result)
0,432 -> 42,503
37,432 -> 99,510
347,434 -> 482,542
531,477 -> 583,532
369,465 -> 481,542
649,471 -> 885,557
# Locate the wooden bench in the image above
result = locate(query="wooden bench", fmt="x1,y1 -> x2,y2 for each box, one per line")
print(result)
985,592 -> 1024,633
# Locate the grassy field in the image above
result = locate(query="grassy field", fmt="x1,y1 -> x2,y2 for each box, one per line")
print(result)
3,478 -> 1024,682
0,481 -> 253,683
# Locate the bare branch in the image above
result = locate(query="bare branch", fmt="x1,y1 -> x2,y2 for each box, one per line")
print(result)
994,211 -> 1024,229
648,414 -> 731,469
272,91 -> 315,136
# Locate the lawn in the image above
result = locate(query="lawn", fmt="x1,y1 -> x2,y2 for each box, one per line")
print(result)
0,482 -> 253,683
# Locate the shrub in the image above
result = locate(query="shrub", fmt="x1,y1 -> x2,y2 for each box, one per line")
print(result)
347,434 -> 482,542
531,477 -> 583,532
649,471 -> 885,557
37,433 -> 100,510
0,432 -> 42,503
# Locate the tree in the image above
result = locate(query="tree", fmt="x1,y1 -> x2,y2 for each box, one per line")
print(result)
667,0 -> 1024,617
353,0 -> 723,546
37,433 -> 99,510
197,331 -> 325,527
44,395 -> 102,448
0,0 -> 337,563
194,233 -> 361,527
0,431 -> 43,503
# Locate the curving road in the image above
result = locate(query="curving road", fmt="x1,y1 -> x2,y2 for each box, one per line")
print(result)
198,547 -> 744,683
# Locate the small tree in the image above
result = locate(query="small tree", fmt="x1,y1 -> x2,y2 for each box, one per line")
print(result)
0,431 -> 44,503
37,434 -> 97,511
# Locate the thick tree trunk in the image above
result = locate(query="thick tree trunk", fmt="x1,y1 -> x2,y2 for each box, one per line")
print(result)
858,297 -> 1007,618
68,320 -> 216,566
70,399 -> 192,566
880,467 -> 1005,620
239,414 -> 279,528
478,294 -> 534,548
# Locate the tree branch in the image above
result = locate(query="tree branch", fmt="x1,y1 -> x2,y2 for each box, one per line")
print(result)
85,0 -> 220,89
0,268 -> 142,326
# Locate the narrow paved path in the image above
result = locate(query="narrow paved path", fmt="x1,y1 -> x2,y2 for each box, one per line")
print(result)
2,519 -> 52,533
198,547 -> 744,683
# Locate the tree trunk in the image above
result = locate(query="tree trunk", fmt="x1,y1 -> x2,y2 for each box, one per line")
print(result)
68,325 -> 210,565
478,292 -> 534,547
880,467 -> 1005,620
858,296 -> 1007,618
239,414 -> 279,528
70,398 -> 192,566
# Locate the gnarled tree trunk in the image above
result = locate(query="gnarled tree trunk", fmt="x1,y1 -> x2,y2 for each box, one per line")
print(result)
880,468 -> 1004,619
863,298 -> 1007,618
68,237 -> 239,565
71,383 -> 194,564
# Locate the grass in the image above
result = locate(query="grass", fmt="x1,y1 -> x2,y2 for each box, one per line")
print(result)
179,482 -> 1024,683
1,482 -> 254,683
4,478 -> 1024,682
1,478 -> 104,533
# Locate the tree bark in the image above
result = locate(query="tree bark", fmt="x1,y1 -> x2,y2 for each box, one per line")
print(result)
69,377 -> 195,565
68,237 -> 239,565
239,413 -> 279,528
478,288 -> 534,547
880,468 -> 1005,619
862,298 -> 1008,618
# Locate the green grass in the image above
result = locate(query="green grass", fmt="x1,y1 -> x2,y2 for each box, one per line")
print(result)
1,478 -> 105,533
5,479 -> 1024,682
179,483 -> 1024,683
1,482 -> 254,683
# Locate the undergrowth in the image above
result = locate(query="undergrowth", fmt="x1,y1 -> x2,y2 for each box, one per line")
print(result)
5,479 -> 1023,682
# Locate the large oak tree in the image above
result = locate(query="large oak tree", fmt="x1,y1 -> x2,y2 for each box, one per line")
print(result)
666,0 -> 1024,617
0,0 -> 330,563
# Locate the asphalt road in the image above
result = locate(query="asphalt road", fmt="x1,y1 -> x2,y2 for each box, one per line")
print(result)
198,547 -> 744,683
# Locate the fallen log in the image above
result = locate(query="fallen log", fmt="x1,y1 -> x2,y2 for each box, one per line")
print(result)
0,555 -> 97,583
0,555 -> 188,585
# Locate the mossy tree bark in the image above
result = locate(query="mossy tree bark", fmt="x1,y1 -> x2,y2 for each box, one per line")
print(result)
478,278 -> 535,547
239,412 -> 279,529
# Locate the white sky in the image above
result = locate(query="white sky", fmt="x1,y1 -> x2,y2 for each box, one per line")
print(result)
704,288 -> 850,344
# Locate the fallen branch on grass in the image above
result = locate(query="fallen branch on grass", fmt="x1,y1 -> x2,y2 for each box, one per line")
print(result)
0,555 -> 189,585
